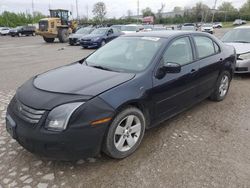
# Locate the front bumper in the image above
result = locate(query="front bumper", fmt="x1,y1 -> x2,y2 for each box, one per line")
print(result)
6,97 -> 112,160
80,40 -> 100,48
69,38 -> 80,45
235,59 -> 250,73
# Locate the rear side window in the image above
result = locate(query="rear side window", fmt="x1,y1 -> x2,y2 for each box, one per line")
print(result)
194,36 -> 217,59
163,37 -> 193,66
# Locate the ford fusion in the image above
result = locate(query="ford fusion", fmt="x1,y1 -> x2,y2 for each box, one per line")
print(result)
6,31 -> 236,160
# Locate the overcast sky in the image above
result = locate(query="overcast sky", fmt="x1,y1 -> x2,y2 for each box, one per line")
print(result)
0,0 -> 246,18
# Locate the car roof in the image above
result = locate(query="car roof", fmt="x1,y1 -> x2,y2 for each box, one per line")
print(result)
122,30 -> 202,39
234,25 -> 250,29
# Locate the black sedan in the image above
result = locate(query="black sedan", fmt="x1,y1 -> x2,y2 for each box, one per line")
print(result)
80,27 -> 122,48
69,27 -> 95,46
6,31 -> 236,160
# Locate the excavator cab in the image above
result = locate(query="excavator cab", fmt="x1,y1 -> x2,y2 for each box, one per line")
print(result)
50,9 -> 69,25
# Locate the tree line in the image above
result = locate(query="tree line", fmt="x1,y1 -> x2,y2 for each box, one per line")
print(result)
1,0 -> 250,27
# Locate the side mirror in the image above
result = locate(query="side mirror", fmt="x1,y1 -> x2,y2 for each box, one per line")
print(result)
155,62 -> 181,79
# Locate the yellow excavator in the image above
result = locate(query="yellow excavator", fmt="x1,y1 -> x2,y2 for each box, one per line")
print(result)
37,9 -> 78,43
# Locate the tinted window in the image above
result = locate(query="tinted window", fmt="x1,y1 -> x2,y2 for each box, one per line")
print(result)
194,36 -> 216,58
86,37 -> 163,72
163,37 -> 193,66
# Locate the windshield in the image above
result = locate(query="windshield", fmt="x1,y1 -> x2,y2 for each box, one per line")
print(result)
86,37 -> 163,72
91,28 -> 108,35
121,26 -> 137,31
76,28 -> 92,34
222,28 -> 250,43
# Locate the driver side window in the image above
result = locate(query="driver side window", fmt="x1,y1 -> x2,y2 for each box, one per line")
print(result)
163,37 -> 193,66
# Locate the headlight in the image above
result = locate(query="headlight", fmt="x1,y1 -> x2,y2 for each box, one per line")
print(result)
238,53 -> 250,60
92,37 -> 100,41
45,102 -> 84,131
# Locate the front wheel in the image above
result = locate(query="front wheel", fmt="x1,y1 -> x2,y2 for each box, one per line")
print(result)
103,107 -> 146,159
210,71 -> 231,101
58,29 -> 69,43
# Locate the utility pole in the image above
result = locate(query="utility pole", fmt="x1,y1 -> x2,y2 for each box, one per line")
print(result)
211,0 -> 218,23
31,0 -> 34,25
137,0 -> 140,24
86,5 -> 89,21
76,0 -> 79,20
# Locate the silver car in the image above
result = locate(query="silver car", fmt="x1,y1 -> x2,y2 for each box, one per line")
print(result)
222,26 -> 250,73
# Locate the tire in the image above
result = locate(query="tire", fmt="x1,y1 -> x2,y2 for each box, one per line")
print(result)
101,40 -> 106,47
210,71 -> 231,102
43,37 -> 55,43
103,107 -> 146,159
58,28 -> 69,43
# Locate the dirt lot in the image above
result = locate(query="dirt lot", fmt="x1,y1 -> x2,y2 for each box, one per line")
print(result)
0,29 -> 250,188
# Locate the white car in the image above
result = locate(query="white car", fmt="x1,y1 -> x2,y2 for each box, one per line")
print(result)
222,26 -> 250,73
0,27 -> 10,35
213,22 -> 223,28
201,24 -> 214,34
121,24 -> 143,34
233,19 -> 247,26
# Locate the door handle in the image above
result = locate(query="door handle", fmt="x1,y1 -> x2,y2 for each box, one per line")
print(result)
190,69 -> 197,73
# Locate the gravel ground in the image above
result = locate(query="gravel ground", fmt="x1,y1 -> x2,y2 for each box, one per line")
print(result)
0,29 -> 250,188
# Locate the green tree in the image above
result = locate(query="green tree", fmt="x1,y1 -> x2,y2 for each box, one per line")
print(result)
92,2 -> 107,23
141,7 -> 154,17
218,2 -> 237,12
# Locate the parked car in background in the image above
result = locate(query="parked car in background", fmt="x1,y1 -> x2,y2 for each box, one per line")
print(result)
0,27 -> 10,35
6,31 -> 236,160
121,24 -> 143,34
9,26 -> 36,37
69,27 -> 95,45
142,25 -> 153,32
213,22 -> 223,28
201,23 -> 214,34
181,25 -> 196,31
222,26 -> 250,73
233,19 -> 247,26
80,27 -> 122,48
111,25 -> 122,31
152,26 -> 166,31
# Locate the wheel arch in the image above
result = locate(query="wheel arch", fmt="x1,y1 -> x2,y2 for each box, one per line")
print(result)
113,100 -> 151,129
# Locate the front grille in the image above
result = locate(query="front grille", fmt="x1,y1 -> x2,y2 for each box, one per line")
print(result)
39,20 -> 48,31
82,39 -> 91,42
14,99 -> 45,124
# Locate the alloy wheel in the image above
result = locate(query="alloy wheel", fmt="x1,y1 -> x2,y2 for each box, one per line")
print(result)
219,75 -> 229,97
114,115 -> 142,152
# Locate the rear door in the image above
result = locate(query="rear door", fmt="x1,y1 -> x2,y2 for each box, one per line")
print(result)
152,36 -> 200,122
192,35 -> 221,99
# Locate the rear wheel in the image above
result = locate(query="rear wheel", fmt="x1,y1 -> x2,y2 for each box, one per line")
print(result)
103,107 -> 146,159
43,37 -> 55,43
210,71 -> 231,101
58,28 -> 69,43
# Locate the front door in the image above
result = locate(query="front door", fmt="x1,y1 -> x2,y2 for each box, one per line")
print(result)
152,36 -> 200,122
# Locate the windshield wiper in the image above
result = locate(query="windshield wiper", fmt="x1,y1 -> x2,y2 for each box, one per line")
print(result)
90,65 -> 114,71
230,41 -> 250,43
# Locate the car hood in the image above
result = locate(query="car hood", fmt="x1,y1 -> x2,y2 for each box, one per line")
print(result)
122,31 -> 137,34
69,33 -> 86,39
201,27 -> 213,30
33,63 -> 135,96
225,42 -> 250,54
82,34 -> 104,39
